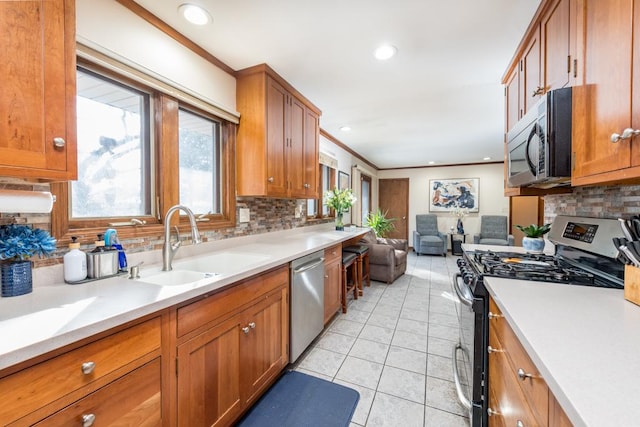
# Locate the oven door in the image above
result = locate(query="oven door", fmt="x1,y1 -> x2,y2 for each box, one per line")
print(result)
452,273 -> 486,427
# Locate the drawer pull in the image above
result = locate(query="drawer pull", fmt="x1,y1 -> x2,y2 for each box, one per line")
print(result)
488,407 -> 500,416
81,361 -> 96,375
487,345 -> 503,354
242,326 -> 250,334
517,421 -> 525,427
611,128 -> 640,143
517,368 -> 532,381
249,322 -> 256,329
53,137 -> 66,148
488,312 -> 504,320
82,413 -> 96,427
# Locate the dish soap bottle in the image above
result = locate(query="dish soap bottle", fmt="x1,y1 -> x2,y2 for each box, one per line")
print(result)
64,236 -> 87,283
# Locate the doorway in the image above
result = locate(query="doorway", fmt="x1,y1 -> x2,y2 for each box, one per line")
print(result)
379,178 -> 409,240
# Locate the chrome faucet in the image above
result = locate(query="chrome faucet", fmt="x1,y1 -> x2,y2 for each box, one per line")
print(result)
162,204 -> 202,271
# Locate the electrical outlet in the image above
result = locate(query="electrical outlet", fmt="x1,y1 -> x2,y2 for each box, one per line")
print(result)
295,205 -> 302,218
239,208 -> 250,223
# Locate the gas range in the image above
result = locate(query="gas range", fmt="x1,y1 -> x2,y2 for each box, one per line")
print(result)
452,216 -> 625,427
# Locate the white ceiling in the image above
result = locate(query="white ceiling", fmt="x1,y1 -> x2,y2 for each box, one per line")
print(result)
132,0 -> 541,169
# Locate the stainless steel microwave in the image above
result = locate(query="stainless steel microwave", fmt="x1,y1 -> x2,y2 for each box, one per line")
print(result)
507,87 -> 572,188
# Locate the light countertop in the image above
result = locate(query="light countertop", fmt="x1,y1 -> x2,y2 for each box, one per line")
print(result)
0,224 -> 369,371
486,276 -> 640,427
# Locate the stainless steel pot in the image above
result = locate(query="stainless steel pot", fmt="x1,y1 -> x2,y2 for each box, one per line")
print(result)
86,250 -> 119,279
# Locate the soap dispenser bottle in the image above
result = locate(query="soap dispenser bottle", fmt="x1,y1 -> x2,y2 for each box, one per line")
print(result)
64,236 -> 87,283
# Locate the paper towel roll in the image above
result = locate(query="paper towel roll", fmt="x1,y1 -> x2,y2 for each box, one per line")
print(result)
0,189 -> 54,213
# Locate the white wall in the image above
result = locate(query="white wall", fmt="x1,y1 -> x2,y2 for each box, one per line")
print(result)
319,135 -> 378,226
379,163 -> 509,243
76,0 -> 237,114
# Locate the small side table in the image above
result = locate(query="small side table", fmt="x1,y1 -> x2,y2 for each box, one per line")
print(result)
449,233 -> 468,256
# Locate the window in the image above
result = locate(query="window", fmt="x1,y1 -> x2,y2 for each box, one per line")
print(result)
178,108 -> 222,215
361,174 -> 372,224
73,69 -> 152,219
51,60 -> 236,243
307,164 -> 335,218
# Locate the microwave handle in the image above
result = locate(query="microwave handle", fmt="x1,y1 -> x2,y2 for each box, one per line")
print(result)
525,124 -> 540,175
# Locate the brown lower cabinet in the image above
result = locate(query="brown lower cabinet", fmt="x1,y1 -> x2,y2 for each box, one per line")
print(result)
324,244 -> 342,325
176,266 -> 290,427
488,296 -> 572,426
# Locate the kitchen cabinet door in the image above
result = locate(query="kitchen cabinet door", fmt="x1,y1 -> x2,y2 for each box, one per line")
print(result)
177,314 -> 243,427
323,245 -> 342,325
521,32 -> 542,116
504,67 -> 520,132
0,0 -> 77,181
304,108 -> 320,199
541,0 -> 574,91
288,96 -> 307,198
572,0 -> 636,184
265,77 -> 289,197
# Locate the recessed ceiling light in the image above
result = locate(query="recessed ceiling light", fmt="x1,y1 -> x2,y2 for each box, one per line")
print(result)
374,44 -> 397,60
178,3 -> 212,26
339,126 -> 351,132
428,161 -> 435,165
483,156 -> 492,161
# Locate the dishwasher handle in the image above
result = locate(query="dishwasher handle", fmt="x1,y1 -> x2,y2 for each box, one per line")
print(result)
292,258 -> 325,274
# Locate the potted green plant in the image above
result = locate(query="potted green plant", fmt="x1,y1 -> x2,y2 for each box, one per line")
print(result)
515,223 -> 551,253
324,187 -> 356,230
365,209 -> 396,238
0,224 -> 56,296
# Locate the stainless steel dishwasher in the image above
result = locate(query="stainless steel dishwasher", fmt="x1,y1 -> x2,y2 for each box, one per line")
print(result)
290,250 -> 325,362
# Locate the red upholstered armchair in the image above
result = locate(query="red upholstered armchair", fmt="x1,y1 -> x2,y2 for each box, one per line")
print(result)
359,230 -> 408,284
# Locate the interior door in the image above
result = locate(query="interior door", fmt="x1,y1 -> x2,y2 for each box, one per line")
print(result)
379,178 -> 409,240
509,196 -> 544,246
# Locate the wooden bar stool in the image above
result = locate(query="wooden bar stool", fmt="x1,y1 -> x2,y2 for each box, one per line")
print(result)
341,252 -> 358,313
343,245 -> 370,296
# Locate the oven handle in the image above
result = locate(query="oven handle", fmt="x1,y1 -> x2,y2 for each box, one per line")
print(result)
452,273 -> 474,307
452,343 -> 472,411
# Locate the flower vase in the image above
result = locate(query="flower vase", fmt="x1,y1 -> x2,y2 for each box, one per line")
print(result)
456,218 -> 465,234
335,212 -> 345,231
1,260 -> 33,297
522,237 -> 545,253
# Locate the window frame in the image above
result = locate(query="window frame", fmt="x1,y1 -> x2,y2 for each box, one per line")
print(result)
307,163 -> 336,219
51,59 -> 236,245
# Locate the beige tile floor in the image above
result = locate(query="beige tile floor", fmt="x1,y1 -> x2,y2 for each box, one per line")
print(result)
294,251 -> 469,427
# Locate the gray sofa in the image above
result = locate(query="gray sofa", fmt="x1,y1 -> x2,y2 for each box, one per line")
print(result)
473,215 -> 515,246
360,230 -> 408,284
413,214 -> 447,256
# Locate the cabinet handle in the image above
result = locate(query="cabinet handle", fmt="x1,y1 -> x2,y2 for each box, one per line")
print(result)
517,368 -> 533,381
487,345 -> 503,354
82,413 -> 96,427
488,312 -> 503,320
53,137 -> 66,148
242,326 -> 250,334
532,86 -> 544,97
610,128 -> 640,143
249,322 -> 256,329
517,421 -> 525,427
488,407 -> 500,416
304,183 -> 310,189
267,177 -> 274,183
81,361 -> 96,375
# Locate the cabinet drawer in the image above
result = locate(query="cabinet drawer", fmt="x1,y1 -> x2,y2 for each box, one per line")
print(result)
489,299 -> 548,425
488,326 -> 540,427
33,359 -> 161,427
0,317 -> 161,424
324,244 -> 342,264
177,265 -> 289,337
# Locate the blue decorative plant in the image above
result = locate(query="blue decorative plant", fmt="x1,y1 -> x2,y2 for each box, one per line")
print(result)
0,224 -> 57,261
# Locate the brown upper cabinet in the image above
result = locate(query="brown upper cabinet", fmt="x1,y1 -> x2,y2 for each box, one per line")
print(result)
0,0 -> 77,181
572,0 -> 640,186
503,0 -> 577,134
236,64 -> 321,198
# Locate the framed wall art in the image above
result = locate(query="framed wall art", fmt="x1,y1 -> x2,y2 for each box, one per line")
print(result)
338,171 -> 350,190
429,178 -> 479,212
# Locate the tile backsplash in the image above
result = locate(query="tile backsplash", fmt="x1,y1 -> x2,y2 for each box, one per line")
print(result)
544,184 -> 640,223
